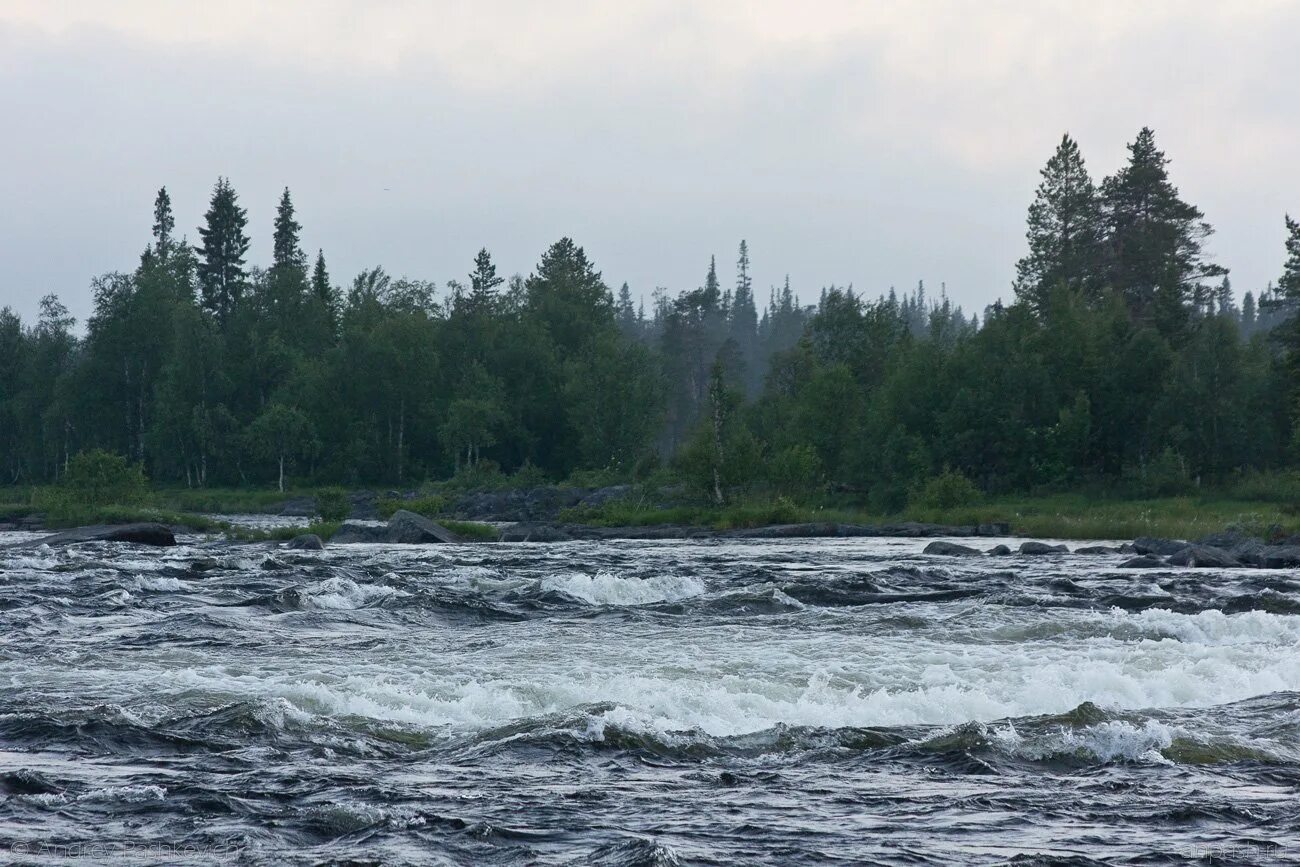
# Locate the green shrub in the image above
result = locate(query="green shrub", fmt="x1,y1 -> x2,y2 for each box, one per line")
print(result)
910,469 -> 981,511
35,450 -> 151,519
314,487 -> 351,522
510,460 -> 549,489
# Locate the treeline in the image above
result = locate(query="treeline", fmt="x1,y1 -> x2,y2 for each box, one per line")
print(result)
2,127 -> 1300,505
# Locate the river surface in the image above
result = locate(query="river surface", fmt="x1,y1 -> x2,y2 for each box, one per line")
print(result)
1,534 -> 1297,865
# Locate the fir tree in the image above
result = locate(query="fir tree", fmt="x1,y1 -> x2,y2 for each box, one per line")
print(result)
1014,134 -> 1105,315
196,177 -> 250,326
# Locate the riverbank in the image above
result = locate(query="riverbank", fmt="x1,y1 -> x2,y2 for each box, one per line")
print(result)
3,485 -> 1298,542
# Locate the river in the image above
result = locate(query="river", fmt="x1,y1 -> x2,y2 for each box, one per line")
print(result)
1,534 -> 1296,864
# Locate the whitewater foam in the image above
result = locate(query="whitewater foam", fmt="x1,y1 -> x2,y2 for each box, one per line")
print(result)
540,571 -> 707,605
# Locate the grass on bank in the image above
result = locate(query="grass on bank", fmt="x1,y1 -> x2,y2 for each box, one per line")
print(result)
559,492 -> 1300,541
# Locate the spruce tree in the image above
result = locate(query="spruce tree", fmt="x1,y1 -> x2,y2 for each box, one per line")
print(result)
152,187 -> 175,258
311,249 -> 332,306
1014,134 -> 1105,315
196,177 -> 250,326
271,187 -> 306,276
1101,128 -> 1225,334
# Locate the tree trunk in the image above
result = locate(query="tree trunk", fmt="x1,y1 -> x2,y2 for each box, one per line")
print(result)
278,455 -> 285,492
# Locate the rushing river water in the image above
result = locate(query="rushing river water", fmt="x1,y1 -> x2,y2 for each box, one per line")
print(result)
1,534 -> 1297,865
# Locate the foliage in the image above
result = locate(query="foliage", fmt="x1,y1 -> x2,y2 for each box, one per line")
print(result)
56,449 -> 149,509
314,487 -> 351,522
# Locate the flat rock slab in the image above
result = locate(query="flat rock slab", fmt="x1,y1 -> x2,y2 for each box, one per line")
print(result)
25,523 -> 176,547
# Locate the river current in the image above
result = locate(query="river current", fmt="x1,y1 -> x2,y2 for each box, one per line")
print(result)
1,532 -> 1297,864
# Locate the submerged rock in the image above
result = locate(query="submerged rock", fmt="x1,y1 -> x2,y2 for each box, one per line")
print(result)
31,523 -> 176,547
286,533 -> 325,551
1074,545 -> 1118,555
923,541 -> 981,556
1019,541 -> 1069,555
1119,555 -> 1166,569
987,544 -> 1012,556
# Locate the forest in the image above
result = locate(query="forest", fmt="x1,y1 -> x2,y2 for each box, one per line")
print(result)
2,127 -> 1300,511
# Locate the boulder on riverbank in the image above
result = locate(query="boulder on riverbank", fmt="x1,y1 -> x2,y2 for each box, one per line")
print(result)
25,523 -> 177,547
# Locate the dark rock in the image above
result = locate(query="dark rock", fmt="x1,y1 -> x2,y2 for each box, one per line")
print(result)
1074,545 -> 1118,555
1260,545 -> 1300,569
20,514 -> 45,528
1120,555 -> 1166,569
924,541 -> 981,556
1229,539 -> 1267,567
1019,541 -> 1069,555
987,544 -> 1012,556
977,523 -> 1012,536
286,533 -> 325,551
500,522 -> 574,542
1167,544 -> 1239,568
189,558 -> 220,573
386,510 -> 461,544
330,521 -> 388,544
1132,537 -> 1187,557
32,523 -> 176,547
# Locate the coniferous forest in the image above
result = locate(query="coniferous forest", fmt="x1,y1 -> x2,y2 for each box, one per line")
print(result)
3,127 -> 1300,507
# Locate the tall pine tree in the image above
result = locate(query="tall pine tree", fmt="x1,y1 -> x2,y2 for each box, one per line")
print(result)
1014,134 -> 1105,315
1101,128 -> 1225,335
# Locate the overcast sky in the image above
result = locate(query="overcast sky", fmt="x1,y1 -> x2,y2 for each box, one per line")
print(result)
2,1 -> 1298,324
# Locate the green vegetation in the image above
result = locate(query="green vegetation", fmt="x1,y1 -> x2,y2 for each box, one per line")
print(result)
314,487 -> 351,522
562,489 -> 1300,541
2,128 -> 1300,537
228,521 -> 342,542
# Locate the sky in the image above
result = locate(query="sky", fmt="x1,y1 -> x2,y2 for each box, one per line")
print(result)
1,0 -> 1298,325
